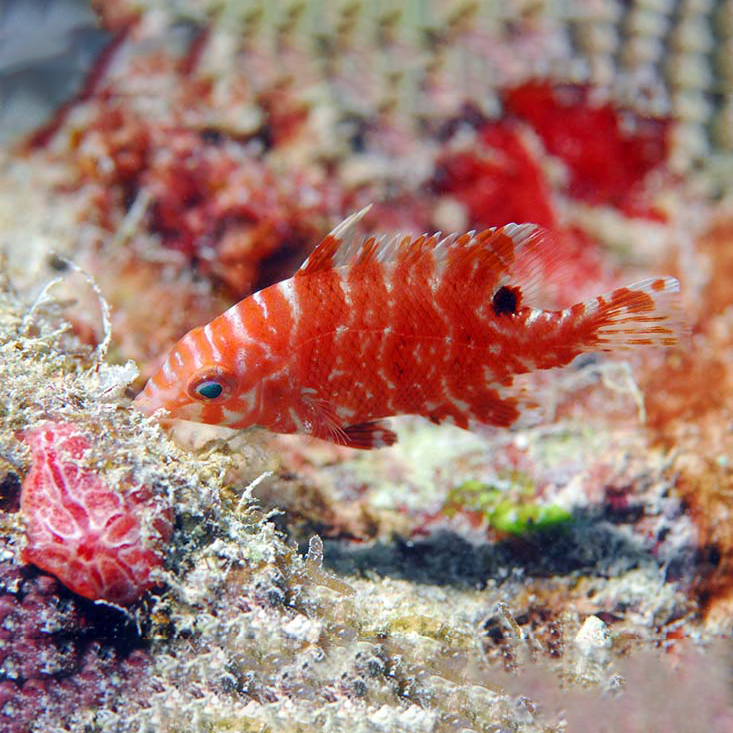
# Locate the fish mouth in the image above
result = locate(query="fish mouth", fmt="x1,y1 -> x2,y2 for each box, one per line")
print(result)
133,389 -> 190,423
132,390 -> 162,418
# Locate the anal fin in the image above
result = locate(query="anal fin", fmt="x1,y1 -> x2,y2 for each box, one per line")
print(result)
341,421 -> 397,450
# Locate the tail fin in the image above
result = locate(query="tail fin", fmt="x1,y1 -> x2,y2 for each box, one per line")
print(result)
587,277 -> 684,351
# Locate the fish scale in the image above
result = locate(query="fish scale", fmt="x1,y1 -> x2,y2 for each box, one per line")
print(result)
135,207 -> 683,448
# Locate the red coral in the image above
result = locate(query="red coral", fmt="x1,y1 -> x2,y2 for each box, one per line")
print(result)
20,422 -> 172,606
434,120 -> 557,230
433,82 -> 671,237
75,105 -> 329,296
144,131 -> 325,294
503,81 -> 671,217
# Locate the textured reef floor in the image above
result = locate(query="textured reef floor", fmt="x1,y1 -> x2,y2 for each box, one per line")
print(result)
1,1 -> 733,731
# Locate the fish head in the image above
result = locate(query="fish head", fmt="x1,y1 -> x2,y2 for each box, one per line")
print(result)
134,326 -> 256,427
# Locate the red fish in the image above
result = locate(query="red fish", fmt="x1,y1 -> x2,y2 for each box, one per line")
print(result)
134,208 -> 682,449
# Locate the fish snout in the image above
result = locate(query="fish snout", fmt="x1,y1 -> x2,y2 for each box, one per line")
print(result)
132,387 -> 165,418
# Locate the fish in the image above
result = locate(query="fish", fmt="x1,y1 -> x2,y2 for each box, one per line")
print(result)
134,206 -> 682,449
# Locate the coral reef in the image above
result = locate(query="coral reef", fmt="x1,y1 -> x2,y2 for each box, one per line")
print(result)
0,0 -> 732,732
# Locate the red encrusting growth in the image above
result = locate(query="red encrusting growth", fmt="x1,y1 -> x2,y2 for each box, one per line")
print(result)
432,119 -> 611,306
433,121 -> 557,230
20,422 -> 172,605
74,105 -> 330,296
502,81 -> 671,217
434,82 -> 671,225
431,82 -> 672,309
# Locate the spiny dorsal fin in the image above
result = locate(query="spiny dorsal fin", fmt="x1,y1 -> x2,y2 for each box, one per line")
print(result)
297,206 -> 372,276
500,225 -> 582,310
298,209 -> 572,310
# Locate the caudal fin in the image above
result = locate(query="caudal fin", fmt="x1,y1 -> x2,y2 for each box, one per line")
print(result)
587,277 -> 684,351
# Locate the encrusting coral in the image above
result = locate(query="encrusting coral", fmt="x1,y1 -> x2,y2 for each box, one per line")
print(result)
20,421 -> 173,605
0,561 -> 154,733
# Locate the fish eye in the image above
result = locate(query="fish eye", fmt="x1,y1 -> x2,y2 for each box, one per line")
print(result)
196,381 -> 223,399
187,367 -> 237,402
492,285 -> 521,316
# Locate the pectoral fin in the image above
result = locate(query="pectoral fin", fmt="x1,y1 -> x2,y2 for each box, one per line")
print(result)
299,389 -> 397,449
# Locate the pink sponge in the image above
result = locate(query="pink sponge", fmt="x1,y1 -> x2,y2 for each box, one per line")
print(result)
20,422 -> 172,605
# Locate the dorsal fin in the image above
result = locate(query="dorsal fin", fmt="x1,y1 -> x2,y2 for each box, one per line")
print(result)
297,209 -> 574,310
297,206 -> 372,276
500,224 -> 581,310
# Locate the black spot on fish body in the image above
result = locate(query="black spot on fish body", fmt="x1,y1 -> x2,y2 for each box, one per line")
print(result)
492,286 -> 520,316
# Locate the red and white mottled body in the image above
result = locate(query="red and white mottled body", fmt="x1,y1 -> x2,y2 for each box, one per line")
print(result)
135,208 -> 681,448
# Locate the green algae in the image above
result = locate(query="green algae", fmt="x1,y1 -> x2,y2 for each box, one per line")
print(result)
443,476 -> 572,536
